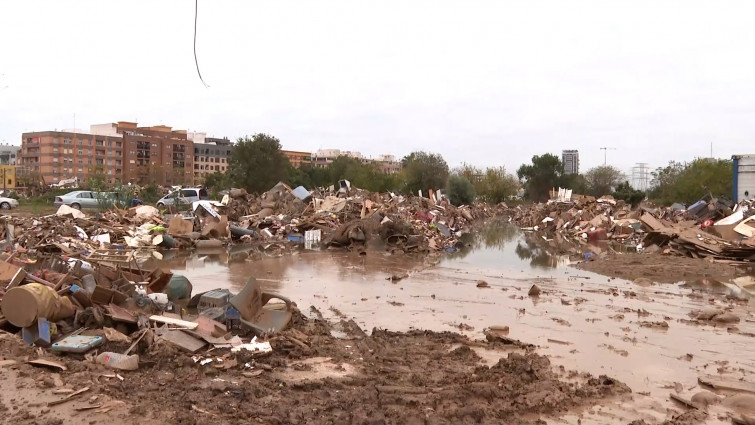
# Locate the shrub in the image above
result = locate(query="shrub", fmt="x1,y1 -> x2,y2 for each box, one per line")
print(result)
446,175 -> 476,206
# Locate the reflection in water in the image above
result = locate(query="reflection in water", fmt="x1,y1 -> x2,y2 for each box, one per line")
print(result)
450,220 -> 571,269
514,233 -> 573,269
449,220 -> 520,260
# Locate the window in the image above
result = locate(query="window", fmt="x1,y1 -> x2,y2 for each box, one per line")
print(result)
78,150 -> 83,155
181,189 -> 196,197
77,192 -> 93,199
152,144 -> 158,148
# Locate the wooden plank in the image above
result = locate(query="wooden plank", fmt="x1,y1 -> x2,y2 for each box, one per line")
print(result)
149,315 -> 199,330
640,212 -> 665,231
698,375 -> 755,394
157,329 -> 206,353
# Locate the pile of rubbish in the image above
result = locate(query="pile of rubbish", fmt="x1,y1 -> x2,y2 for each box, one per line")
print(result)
0,182 -> 503,257
0,249 -> 295,370
218,182 -> 503,253
508,192 -> 755,261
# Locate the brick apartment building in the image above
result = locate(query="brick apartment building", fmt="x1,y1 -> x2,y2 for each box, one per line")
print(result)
311,149 -> 401,174
189,132 -> 233,183
20,121 -> 194,187
281,150 -> 312,168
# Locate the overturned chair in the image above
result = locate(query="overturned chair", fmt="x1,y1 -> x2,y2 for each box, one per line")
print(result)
229,277 -> 294,336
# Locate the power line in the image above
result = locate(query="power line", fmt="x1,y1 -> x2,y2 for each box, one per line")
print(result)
194,0 -> 209,88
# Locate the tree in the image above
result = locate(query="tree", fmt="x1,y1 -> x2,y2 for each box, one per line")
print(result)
203,171 -> 231,198
584,165 -> 625,196
516,154 -> 564,202
649,158 -> 733,206
227,133 -> 290,194
613,181 -> 646,207
446,174 -> 476,206
477,167 -> 519,204
402,151 -> 449,194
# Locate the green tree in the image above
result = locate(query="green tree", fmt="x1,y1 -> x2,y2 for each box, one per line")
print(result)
446,174 -> 476,206
227,134 -> 290,194
613,181 -> 646,207
478,167 -> 519,204
560,172 -> 589,195
584,165 -> 625,196
203,171 -> 231,198
649,158 -> 733,206
402,151 -> 449,195
516,154 -> 564,202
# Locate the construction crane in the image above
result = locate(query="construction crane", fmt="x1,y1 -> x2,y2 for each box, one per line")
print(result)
600,147 -> 616,166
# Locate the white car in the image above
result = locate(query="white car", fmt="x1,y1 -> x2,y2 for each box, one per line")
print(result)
0,197 -> 19,210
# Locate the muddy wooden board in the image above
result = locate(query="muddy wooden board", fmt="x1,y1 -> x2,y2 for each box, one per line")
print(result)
699,375 -> 755,394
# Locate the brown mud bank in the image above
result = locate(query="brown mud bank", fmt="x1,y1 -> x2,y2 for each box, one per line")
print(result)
572,252 -> 752,284
0,310 -> 630,425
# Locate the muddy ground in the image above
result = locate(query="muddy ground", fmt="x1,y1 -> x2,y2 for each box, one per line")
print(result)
0,309 -> 632,425
573,252 -> 752,284
2,219 -> 755,425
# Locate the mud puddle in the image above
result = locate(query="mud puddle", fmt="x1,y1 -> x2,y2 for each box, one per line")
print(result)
151,221 -> 755,424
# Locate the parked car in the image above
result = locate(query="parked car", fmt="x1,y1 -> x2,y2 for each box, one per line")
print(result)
0,196 -> 19,210
156,188 -> 209,208
54,191 -> 141,210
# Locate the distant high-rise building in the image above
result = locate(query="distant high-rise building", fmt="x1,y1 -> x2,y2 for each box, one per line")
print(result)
562,150 -> 579,175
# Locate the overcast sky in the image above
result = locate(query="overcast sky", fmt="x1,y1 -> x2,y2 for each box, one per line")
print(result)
2,1 -> 755,183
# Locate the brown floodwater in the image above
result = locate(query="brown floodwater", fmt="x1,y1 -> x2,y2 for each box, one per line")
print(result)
149,221 -> 755,424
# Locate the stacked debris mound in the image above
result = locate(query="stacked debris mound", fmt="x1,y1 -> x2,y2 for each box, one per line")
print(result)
0,248 -> 295,373
225,181 -> 506,254
509,195 -> 644,247
509,194 -> 755,262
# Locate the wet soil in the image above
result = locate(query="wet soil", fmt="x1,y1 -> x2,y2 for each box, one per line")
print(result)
573,252 -> 751,284
2,221 -> 755,424
0,311 -> 631,425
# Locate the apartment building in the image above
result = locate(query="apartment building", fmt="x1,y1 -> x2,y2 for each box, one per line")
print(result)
0,165 -> 16,190
562,150 -> 579,175
311,149 -> 401,173
20,121 -> 195,187
281,150 -> 312,168
189,132 -> 233,183
0,144 -> 19,165
19,129 -> 125,186
311,149 -> 366,168
374,154 -> 401,174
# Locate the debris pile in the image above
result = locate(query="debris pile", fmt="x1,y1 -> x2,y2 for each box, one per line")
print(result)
0,246 -> 293,372
509,194 -> 755,262
1,182 -> 506,258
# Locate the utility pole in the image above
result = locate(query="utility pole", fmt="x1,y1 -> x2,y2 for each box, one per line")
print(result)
599,147 -> 616,166
632,163 -> 650,191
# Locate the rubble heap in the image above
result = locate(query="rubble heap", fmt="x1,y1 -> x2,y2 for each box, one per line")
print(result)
0,183 -> 505,256
508,194 -> 755,261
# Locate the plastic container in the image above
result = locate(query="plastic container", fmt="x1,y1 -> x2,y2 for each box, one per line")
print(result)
148,293 -> 169,306
96,352 -> 139,371
165,275 -> 193,301
225,306 -> 241,331
198,289 -> 232,312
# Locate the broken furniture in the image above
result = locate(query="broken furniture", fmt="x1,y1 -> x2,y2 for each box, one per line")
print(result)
229,277 -> 293,337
